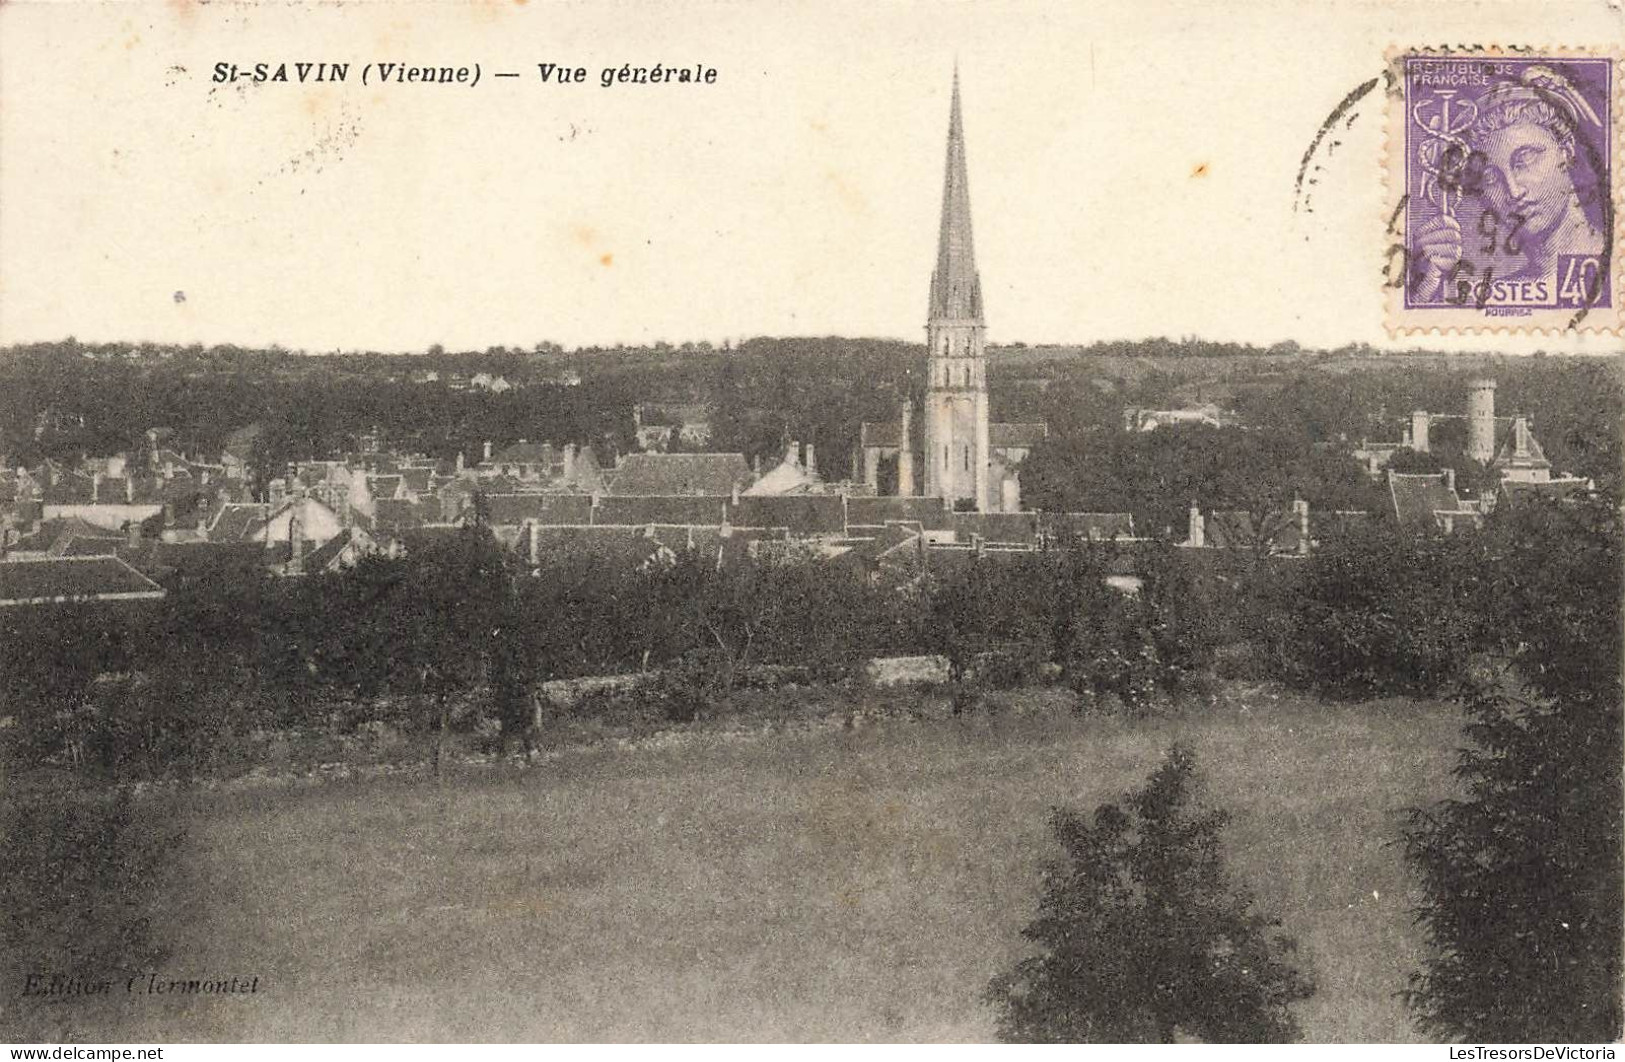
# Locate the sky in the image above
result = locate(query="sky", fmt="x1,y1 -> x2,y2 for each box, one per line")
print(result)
0,0 -> 1620,355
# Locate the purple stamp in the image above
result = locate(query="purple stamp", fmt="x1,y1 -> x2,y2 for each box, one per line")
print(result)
1387,51 -> 1619,332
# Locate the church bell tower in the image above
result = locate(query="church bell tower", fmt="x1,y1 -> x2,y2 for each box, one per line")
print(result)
923,67 -> 991,511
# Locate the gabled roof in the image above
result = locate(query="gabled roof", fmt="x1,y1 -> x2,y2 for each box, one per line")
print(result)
374,498 -> 439,531
207,502 -> 271,543
742,454 -> 823,496
951,511 -> 1040,546
489,441 -> 555,465
300,528 -> 359,573
1497,477 -> 1593,507
368,475 -> 404,500
845,495 -> 953,531
593,494 -> 728,527
116,540 -> 265,583
990,422 -> 1047,449
526,525 -> 673,569
483,493 -> 594,527
1205,510 -> 1303,554
0,555 -> 165,606
833,522 -> 925,572
1490,419 -> 1552,471
729,495 -> 847,535
607,453 -> 752,496
41,473 -> 95,505
1042,512 -> 1136,541
1388,472 -> 1472,530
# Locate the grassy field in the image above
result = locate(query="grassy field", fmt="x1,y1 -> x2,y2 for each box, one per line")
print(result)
11,687 -> 1463,1043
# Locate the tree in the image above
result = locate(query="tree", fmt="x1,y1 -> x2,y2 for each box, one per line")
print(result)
987,745 -> 1315,1042
1401,495 -> 1622,1042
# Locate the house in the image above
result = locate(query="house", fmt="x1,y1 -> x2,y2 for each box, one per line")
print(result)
743,441 -> 825,496
1387,470 -> 1483,534
633,403 -> 712,451
607,453 -> 754,496
0,555 -> 166,607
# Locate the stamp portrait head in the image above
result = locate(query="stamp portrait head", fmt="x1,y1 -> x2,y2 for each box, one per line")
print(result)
1463,64 -> 1608,249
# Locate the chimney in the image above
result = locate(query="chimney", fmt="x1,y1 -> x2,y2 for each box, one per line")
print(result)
730,482 -> 740,506
288,506 -> 305,574
201,469 -> 210,487
483,440 -> 493,462
455,451 -> 465,473
1293,498 -> 1310,556
127,518 -> 141,549
1513,416 -> 1531,457
563,443 -> 577,481
269,477 -> 286,511
787,438 -> 799,466
1187,503 -> 1205,548
1444,467 -> 1456,492
528,519 -> 539,566
196,504 -> 208,535
124,476 -> 133,503
752,453 -> 761,475
805,444 -> 817,476
1410,410 -> 1431,454
898,403 -> 915,496
92,471 -> 103,501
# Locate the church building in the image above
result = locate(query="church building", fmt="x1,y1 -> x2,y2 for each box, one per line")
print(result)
859,69 -> 1046,513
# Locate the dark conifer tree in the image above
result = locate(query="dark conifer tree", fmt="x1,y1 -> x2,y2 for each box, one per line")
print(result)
988,745 -> 1314,1042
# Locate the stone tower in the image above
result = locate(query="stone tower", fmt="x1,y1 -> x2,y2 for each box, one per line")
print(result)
1467,378 -> 1496,465
922,67 -> 991,511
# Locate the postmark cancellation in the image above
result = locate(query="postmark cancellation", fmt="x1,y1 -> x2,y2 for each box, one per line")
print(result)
1385,47 -> 1621,334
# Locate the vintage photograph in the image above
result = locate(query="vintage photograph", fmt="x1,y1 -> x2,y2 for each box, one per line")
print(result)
1,0 -> 1620,1046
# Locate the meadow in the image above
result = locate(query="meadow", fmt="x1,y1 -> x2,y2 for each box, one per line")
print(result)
9,686 -> 1462,1043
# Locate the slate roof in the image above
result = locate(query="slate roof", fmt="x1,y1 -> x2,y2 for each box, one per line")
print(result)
742,456 -> 823,496
117,541 -> 264,584
845,495 -> 953,531
208,503 -> 271,543
368,475 -> 403,500
989,422 -> 1048,449
483,493 -> 595,527
488,441 -> 556,466
374,498 -> 438,531
831,523 -> 925,574
1490,420 -> 1552,472
1388,472 -> 1471,530
0,556 -> 165,605
41,473 -> 95,505
1497,478 -> 1593,507
729,495 -> 846,535
951,511 -> 1041,546
1205,510 -> 1303,554
593,494 -> 728,527
1042,511 -> 1136,541
607,453 -> 753,496
526,525 -> 672,569
300,529 -> 357,573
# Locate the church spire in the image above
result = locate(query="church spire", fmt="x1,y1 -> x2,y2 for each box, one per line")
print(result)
928,65 -> 983,322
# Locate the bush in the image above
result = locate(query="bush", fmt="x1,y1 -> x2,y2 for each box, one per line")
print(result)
1,791 -> 186,1040
987,745 -> 1315,1042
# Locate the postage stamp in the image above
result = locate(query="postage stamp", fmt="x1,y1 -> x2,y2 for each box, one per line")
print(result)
1385,49 -> 1620,333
